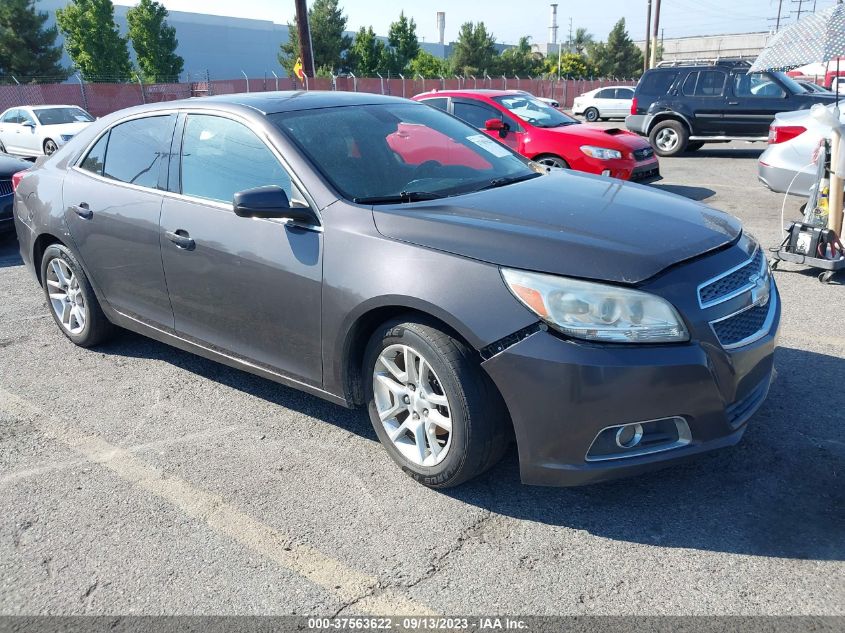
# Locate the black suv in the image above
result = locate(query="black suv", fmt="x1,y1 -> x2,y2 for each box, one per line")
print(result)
627,59 -> 835,156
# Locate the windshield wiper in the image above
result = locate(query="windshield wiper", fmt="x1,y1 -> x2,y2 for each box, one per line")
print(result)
475,172 -> 542,192
353,191 -> 446,204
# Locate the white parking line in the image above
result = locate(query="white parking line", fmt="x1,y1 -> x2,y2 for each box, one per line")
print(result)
0,387 -> 433,616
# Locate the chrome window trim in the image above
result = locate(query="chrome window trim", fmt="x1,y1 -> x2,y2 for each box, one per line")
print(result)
70,107 -> 323,228
697,247 -> 765,309
709,278 -> 777,350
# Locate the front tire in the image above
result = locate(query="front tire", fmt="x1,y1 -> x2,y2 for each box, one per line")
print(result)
43,138 -> 58,155
534,154 -> 569,169
649,120 -> 689,157
363,319 -> 510,488
41,244 -> 114,347
584,107 -> 600,122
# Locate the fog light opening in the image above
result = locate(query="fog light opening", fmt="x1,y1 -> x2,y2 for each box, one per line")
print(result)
615,423 -> 643,449
601,169 -> 612,177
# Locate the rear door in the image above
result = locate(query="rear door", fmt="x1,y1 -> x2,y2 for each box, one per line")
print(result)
726,71 -> 790,137
683,70 -> 729,135
451,98 -> 523,152
63,114 -> 177,329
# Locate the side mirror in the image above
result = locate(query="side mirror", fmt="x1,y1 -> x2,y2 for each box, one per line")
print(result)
21,120 -> 35,128
484,118 -> 505,131
233,185 -> 317,225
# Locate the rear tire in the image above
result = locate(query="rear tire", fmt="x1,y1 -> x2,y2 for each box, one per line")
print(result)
40,244 -> 115,348
649,120 -> 689,157
584,107 -> 600,122
363,318 -> 510,488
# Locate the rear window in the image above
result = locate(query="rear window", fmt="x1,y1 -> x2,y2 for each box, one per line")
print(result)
638,71 -> 678,97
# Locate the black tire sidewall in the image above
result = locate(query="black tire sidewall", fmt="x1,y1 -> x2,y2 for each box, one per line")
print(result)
649,120 -> 688,157
363,321 -> 479,488
40,244 -> 109,347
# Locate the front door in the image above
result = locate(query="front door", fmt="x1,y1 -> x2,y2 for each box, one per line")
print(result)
727,72 -> 791,137
159,113 -> 323,385
18,110 -> 41,155
451,98 -> 523,152
63,114 -> 177,329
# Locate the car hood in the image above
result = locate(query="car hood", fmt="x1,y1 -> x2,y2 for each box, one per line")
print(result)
545,124 -> 650,149
0,154 -> 31,175
371,171 -> 740,284
42,121 -> 91,137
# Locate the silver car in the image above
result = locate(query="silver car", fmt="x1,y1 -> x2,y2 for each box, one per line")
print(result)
758,104 -> 844,197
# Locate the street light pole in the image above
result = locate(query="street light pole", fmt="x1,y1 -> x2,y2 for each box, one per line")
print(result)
650,0 -> 661,69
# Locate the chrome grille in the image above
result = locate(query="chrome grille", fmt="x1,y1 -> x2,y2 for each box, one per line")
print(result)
0,180 -> 12,196
698,248 -> 765,308
711,298 -> 770,348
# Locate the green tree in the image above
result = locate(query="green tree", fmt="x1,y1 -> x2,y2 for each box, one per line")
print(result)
347,26 -> 385,76
56,0 -> 131,81
408,50 -> 449,78
589,19 -> 642,78
496,36 -> 543,76
546,52 -> 589,78
126,0 -> 183,82
450,22 -> 497,76
278,0 -> 352,76
384,11 -> 419,75
571,27 -> 594,55
0,0 -> 67,80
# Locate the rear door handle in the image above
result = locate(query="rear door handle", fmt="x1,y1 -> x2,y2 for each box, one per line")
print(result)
165,229 -> 195,250
71,202 -> 92,219
728,101 -> 739,105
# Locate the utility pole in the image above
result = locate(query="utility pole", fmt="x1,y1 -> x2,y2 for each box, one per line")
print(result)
650,0 -> 661,69
776,0 -> 783,31
794,0 -> 804,21
568,18 -> 573,53
644,0 -> 652,73
294,0 -> 315,78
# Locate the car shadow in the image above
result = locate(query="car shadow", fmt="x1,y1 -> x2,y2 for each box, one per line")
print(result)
651,184 -> 716,201
679,147 -> 765,159
0,233 -> 22,268
95,330 -> 844,561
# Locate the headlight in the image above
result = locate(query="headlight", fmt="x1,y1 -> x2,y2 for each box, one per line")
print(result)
60,134 -> 74,142
501,268 -> 689,343
580,146 -> 622,160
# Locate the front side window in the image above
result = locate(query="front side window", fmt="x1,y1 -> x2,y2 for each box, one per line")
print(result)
180,114 -> 292,204
616,88 -> 634,99
103,115 -> 174,189
271,102 -> 537,202
18,110 -> 36,125
734,72 -> 787,98
492,95 -> 577,128
453,100 -> 503,129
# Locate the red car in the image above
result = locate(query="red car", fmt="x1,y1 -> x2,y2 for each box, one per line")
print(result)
412,89 -> 660,182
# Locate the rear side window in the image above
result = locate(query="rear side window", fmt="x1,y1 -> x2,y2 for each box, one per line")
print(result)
103,116 -> 174,189
683,70 -> 726,97
180,114 -> 292,204
2,109 -> 19,123
638,71 -> 678,97
80,133 -> 108,176
596,88 -> 615,99
421,97 -> 448,111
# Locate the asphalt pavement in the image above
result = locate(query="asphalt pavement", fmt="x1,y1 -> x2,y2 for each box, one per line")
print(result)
0,129 -> 843,617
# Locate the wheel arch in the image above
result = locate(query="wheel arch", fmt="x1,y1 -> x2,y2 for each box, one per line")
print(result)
646,112 -> 693,135
32,232 -> 66,286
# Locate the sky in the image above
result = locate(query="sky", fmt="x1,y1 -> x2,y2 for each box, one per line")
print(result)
117,0 -> 843,44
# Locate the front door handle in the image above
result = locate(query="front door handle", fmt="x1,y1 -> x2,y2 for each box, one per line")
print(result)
728,101 -> 739,105
165,229 -> 195,250
71,202 -> 92,219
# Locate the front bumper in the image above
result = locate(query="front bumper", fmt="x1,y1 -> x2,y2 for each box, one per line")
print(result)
482,279 -> 780,487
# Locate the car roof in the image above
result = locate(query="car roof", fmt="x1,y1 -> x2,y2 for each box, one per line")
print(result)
174,90 -> 408,114
28,104 -> 85,110
415,89 -> 515,99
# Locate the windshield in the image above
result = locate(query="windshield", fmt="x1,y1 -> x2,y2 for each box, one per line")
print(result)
34,107 -> 94,125
270,103 -> 539,203
492,95 -> 578,128
774,72 -> 809,95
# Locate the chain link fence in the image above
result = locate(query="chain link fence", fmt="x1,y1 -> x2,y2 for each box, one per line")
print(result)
0,74 -> 637,118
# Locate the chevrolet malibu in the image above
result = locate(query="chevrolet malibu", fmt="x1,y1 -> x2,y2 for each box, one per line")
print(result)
12,92 -> 779,488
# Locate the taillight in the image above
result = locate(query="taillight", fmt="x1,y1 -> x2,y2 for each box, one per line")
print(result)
768,125 -> 807,144
11,170 -> 28,192
630,97 -> 638,115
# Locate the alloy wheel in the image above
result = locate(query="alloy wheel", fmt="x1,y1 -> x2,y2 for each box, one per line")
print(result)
536,156 -> 568,169
44,139 -> 58,155
373,344 -> 453,467
654,128 -> 679,153
45,257 -> 87,335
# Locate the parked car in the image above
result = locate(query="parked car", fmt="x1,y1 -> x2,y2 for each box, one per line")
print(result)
627,59 -> 836,156
0,105 -> 95,157
795,80 -> 832,94
758,104 -> 844,197
572,86 -> 635,122
507,91 -> 560,109
1,155 -> 32,233
414,89 -> 659,181
13,92 -> 779,488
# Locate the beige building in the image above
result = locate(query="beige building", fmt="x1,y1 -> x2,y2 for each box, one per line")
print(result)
637,32 -> 771,61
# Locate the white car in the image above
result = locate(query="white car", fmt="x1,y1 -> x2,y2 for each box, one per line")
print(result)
0,105 -> 94,157
572,86 -> 635,122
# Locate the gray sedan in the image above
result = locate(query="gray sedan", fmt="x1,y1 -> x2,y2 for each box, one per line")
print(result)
12,92 -> 779,488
